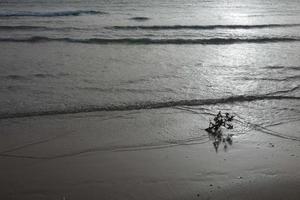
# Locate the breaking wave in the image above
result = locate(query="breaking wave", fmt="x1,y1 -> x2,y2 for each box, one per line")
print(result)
1,36 -> 300,45
108,24 -> 300,30
0,10 -> 106,17
0,94 -> 299,119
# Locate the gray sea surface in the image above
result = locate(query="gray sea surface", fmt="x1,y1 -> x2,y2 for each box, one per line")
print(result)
0,0 -> 299,139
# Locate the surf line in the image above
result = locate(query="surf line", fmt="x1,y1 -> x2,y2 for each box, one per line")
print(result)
0,95 -> 299,120
1,36 -> 300,45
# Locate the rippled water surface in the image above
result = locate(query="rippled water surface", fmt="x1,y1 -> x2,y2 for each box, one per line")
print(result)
0,0 -> 299,139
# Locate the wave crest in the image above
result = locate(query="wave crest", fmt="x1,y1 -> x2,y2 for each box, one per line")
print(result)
0,25 -> 83,31
129,17 -> 150,21
108,24 -> 300,30
0,36 -> 300,45
0,10 -> 106,17
0,95 -> 299,119
264,65 -> 300,71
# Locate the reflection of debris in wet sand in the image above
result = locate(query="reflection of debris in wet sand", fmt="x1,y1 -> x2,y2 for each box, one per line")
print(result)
205,111 -> 234,152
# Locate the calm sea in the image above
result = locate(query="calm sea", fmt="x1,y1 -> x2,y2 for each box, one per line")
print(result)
0,0 -> 299,139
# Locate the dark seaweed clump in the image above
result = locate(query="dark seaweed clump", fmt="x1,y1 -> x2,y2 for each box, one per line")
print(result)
205,111 -> 234,152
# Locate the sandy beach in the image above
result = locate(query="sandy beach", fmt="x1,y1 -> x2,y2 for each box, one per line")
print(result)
1,0 -> 300,199
1,108 -> 299,200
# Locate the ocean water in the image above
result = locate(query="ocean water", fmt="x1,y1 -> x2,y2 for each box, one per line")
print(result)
0,0 -> 299,139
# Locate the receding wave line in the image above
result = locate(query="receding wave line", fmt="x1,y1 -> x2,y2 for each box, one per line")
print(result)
109,24 -> 300,30
0,10 -> 106,17
264,65 -> 300,71
0,137 -> 210,160
1,36 -> 300,45
240,75 -> 300,82
0,25 -> 83,31
0,95 -> 299,120
266,85 -> 300,96
0,25 -> 48,30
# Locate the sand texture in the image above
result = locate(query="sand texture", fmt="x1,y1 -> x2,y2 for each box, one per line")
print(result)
0,108 -> 299,200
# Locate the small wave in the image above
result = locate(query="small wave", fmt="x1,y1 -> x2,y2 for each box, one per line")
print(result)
108,24 -> 300,30
266,85 -> 300,95
241,75 -> 300,82
264,65 -> 300,71
121,74 -> 180,85
32,72 -> 69,79
0,95 -> 299,120
129,17 -> 150,21
78,87 -> 173,94
0,25 -> 49,31
0,25 -> 83,31
3,73 -> 69,81
6,85 -> 23,91
0,10 -> 106,17
5,75 -> 28,80
1,36 -> 300,45
33,73 -> 56,78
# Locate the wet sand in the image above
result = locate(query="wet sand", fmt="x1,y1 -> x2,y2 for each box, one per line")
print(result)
0,108 -> 299,200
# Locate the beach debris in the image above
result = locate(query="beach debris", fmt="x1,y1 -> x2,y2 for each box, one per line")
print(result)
205,111 -> 235,152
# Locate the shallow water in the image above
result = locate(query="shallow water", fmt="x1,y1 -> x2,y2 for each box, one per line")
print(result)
0,0 -> 299,139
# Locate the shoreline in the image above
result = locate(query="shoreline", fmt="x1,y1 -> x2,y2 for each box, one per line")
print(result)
0,108 -> 299,200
